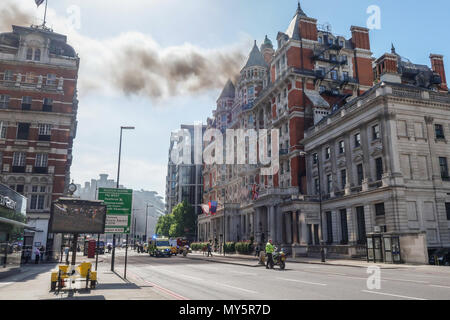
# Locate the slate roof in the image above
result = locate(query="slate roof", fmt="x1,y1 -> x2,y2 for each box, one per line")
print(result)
243,41 -> 268,69
285,2 -> 307,40
218,79 -> 235,100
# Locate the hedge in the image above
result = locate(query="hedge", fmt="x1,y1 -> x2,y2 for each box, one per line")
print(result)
190,242 -> 208,251
235,241 -> 253,254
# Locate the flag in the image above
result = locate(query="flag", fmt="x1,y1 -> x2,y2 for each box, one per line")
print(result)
201,204 -> 210,215
251,184 -> 259,200
209,201 -> 217,215
35,0 -> 45,7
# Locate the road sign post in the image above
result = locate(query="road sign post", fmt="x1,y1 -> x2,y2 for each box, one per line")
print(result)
98,188 -> 133,275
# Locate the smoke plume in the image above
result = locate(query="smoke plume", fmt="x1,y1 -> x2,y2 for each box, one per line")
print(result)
0,3 -> 33,32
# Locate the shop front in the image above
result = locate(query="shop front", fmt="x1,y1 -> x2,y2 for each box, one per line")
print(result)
0,184 -> 32,278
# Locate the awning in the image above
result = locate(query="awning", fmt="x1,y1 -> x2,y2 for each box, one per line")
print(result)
0,216 -> 43,232
304,90 -> 330,108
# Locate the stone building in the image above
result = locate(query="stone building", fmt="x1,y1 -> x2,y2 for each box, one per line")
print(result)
198,3 -> 374,248
301,50 -> 450,262
0,25 -> 79,259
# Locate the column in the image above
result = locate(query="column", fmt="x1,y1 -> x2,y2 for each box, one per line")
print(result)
255,208 -> 261,243
276,209 -> 283,244
300,213 -> 308,244
269,205 -> 276,241
286,212 -> 292,244
293,211 -> 299,244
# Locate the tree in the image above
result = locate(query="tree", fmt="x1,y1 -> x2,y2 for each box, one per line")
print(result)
155,213 -> 174,237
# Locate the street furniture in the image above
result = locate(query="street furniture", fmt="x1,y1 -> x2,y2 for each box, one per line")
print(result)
50,262 -> 97,291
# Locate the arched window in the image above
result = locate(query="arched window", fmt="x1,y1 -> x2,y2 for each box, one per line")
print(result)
26,48 -> 33,60
34,49 -> 41,61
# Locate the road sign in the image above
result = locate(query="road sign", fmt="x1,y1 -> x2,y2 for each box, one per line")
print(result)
98,188 -> 133,234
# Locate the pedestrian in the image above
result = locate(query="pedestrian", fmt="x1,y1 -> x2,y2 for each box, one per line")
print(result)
202,244 -> 207,256
24,247 -> 31,264
207,241 -> 213,257
39,245 -> 45,262
34,247 -> 41,264
265,239 -> 274,269
255,243 -> 260,257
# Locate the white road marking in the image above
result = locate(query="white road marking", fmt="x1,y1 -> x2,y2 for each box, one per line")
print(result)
382,277 -> 429,284
361,290 -> 427,300
216,283 -> 258,294
276,277 -> 327,286
154,269 -> 204,281
429,284 -> 450,289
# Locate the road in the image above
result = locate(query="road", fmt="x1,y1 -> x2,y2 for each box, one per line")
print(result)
108,251 -> 450,300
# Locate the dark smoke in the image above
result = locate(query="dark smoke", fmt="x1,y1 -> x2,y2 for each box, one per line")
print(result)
0,3 -> 33,32
111,45 -> 246,99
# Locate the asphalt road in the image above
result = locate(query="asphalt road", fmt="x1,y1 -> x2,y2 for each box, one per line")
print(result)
107,251 -> 450,300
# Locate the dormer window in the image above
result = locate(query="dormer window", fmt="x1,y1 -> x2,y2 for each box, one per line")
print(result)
318,37 -> 323,44
26,48 -> 33,60
328,37 -> 334,45
34,49 -> 41,61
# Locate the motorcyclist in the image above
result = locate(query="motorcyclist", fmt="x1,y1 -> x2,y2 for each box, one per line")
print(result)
265,239 -> 275,269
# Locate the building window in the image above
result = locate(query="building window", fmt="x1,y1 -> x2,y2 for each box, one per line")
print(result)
43,98 -> 53,112
0,94 -> 10,108
26,48 -> 33,60
46,74 -> 56,86
375,203 -> 385,216
326,211 -> 333,244
341,169 -> 347,189
372,124 -> 380,140
354,133 -> 361,148
0,121 -> 7,139
35,153 -> 48,168
22,96 -> 32,110
340,209 -> 348,244
318,37 -> 323,44
356,206 -> 367,244
34,49 -> 41,61
439,157 -> 449,180
338,140 -> 345,154
30,194 -> 45,210
38,124 -> 52,141
313,153 -> 318,165
375,157 -> 383,181
330,54 -> 337,62
25,72 -> 35,84
3,70 -> 13,81
325,147 -> 330,160
12,152 -> 26,172
446,203 -> 450,220
326,174 -> 332,193
357,163 -> 364,186
435,124 -> 445,139
17,123 -> 30,140
314,178 -> 319,195
330,70 -> 338,80
342,71 -> 349,80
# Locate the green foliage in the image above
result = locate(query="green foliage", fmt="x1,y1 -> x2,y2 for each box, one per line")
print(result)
156,201 -> 196,239
190,242 -> 208,251
235,241 -> 253,254
224,241 -> 235,253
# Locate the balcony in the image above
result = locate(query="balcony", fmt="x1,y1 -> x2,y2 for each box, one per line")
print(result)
33,167 -> 48,174
42,104 -> 53,112
11,166 -> 25,173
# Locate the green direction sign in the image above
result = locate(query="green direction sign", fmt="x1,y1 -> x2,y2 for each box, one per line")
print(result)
98,188 -> 133,234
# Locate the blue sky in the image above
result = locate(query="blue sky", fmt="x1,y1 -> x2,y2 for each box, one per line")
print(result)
2,0 -> 449,199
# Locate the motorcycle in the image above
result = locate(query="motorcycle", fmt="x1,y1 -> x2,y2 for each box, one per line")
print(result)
182,245 -> 189,257
268,247 -> 286,270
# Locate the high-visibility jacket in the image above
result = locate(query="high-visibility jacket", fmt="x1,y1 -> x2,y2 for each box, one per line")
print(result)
265,242 -> 274,254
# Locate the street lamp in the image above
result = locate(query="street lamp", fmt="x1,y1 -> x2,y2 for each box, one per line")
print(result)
299,151 -> 326,262
111,125 -> 135,272
145,203 -> 154,242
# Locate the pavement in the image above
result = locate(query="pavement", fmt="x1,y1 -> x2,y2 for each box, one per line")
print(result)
0,250 -> 173,300
185,251 -> 427,269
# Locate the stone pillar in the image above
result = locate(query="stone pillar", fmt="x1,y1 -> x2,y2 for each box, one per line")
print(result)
293,211 -> 299,244
300,213 -> 308,244
286,212 -> 292,244
276,209 -> 283,244
255,207 -> 261,243
269,205 -> 276,242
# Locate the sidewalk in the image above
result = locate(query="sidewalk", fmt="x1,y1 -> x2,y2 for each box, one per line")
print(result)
0,252 -> 173,300
186,252 -> 431,269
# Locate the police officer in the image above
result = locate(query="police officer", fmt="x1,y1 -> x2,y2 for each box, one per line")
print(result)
265,239 -> 274,269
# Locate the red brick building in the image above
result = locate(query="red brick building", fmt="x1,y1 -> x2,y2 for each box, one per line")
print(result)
198,3 -> 375,246
0,25 -> 79,259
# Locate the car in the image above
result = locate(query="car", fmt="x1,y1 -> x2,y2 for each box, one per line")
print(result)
429,248 -> 450,266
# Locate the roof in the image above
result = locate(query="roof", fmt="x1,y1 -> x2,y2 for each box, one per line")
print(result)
304,90 -> 330,108
243,41 -> 268,69
218,79 -> 235,100
285,2 -> 307,40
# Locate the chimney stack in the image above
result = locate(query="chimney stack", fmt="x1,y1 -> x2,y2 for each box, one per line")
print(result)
430,54 -> 448,91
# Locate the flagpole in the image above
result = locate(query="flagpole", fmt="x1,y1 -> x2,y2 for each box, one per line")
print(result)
43,0 -> 48,27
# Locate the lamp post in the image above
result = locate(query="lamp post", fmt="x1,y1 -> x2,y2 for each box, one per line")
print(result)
111,126 -> 135,272
299,151 -> 326,262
